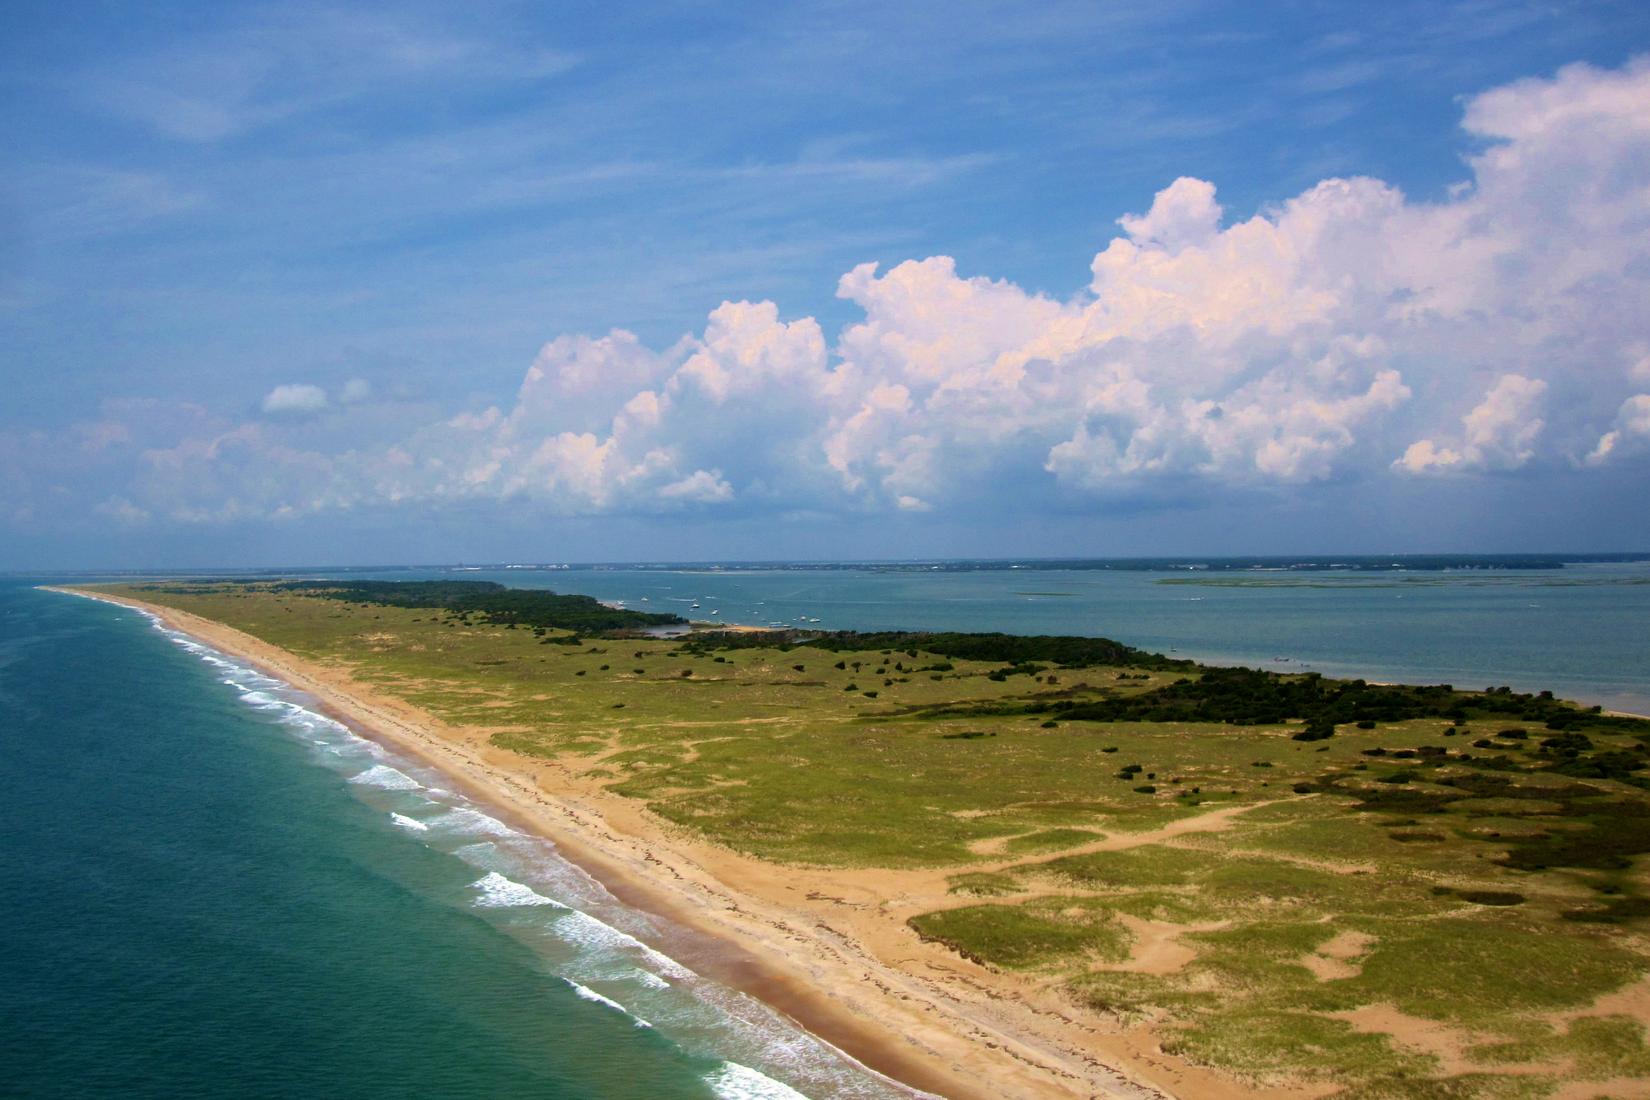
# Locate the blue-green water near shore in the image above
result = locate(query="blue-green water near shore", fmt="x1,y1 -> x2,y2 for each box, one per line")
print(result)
0,581 -> 908,1099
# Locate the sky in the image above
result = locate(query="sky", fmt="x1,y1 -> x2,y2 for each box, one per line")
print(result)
3,0 -> 1650,568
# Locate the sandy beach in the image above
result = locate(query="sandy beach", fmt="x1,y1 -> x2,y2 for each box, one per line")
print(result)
54,587 -> 1329,1100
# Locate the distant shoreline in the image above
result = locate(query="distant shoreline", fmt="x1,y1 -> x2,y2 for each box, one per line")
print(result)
18,550 -> 1650,581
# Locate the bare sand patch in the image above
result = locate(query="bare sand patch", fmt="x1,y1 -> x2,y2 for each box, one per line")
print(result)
1551,972 -> 1650,1025
1098,915 -> 1229,976
1301,929 -> 1376,981
1551,1077 -> 1650,1100
1333,1003 -> 1564,1079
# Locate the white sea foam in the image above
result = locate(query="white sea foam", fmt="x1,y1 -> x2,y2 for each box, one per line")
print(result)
280,715 -> 344,738
555,909 -> 646,952
553,911 -> 697,980
349,764 -> 422,791
630,968 -> 672,990
566,979 -> 626,1012
390,813 -> 429,832
471,872 -> 564,909
430,807 -> 517,837
638,943 -> 696,981
704,1061 -> 810,1100
566,980 -> 652,1028
277,706 -> 347,734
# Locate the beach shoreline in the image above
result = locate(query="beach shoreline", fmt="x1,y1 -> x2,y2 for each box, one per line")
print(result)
49,586 -> 1227,1100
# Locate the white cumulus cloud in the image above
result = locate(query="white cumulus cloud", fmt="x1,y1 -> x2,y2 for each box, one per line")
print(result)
1395,374 -> 1548,475
1586,394 -> 1650,466
260,383 -> 329,418
658,469 -> 734,503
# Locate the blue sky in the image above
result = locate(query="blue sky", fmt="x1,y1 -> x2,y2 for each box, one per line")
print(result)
3,1 -> 1650,567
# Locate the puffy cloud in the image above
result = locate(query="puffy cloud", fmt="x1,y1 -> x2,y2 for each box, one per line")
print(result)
133,423 -> 347,522
1117,176 -> 1223,252
1395,375 -> 1548,475
835,257 -> 1063,391
509,330 -> 675,436
658,470 -> 734,503
1586,394 -> 1650,466
260,383 -> 329,418
10,57 -> 1650,532
673,300 -> 827,403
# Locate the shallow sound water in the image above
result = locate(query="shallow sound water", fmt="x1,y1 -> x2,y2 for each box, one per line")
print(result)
451,560 -> 1650,715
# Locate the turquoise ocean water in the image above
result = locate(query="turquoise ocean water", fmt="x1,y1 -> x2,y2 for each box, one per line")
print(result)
3,560 -> 1647,1098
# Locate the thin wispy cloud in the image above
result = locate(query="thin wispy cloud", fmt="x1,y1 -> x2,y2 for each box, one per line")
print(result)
78,6 -> 578,143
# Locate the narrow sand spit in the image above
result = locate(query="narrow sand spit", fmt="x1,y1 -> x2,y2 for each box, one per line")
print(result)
53,588 -> 1371,1100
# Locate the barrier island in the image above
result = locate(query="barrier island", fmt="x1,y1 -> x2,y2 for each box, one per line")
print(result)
76,579 -> 1650,1100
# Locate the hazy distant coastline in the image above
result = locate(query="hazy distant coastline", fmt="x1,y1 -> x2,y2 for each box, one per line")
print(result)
17,551 -> 1650,582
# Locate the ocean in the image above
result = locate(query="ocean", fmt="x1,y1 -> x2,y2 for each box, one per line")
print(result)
3,558 -> 1647,1098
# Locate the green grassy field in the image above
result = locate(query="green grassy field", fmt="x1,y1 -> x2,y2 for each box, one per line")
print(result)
107,580 -> 1650,1099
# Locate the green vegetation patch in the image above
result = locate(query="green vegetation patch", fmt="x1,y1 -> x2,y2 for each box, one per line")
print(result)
1352,918 -> 1642,1023
945,871 -> 1022,896
1161,1009 -> 1436,1085
1000,827 -> 1104,854
272,578 -> 683,633
1467,1015 -> 1650,1077
1033,845 -> 1212,888
908,898 -> 1130,970
764,629 -> 1179,670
